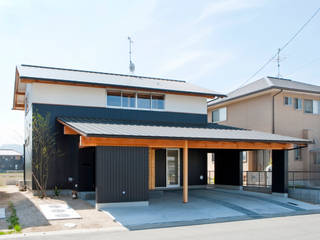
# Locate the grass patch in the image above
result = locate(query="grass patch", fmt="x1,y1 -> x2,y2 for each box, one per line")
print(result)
0,230 -> 15,235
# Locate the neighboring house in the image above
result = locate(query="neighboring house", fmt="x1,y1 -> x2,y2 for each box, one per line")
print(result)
0,149 -> 23,173
12,65 -> 309,208
208,76 -> 320,174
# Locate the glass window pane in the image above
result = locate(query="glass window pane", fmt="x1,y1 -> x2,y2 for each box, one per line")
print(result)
152,95 -> 164,109
220,107 -> 227,121
122,92 -> 136,108
304,99 -> 313,113
107,91 -> 121,107
137,93 -> 151,109
212,110 -> 220,123
294,98 -> 302,110
284,97 -> 292,105
313,100 -> 319,114
167,149 -> 179,185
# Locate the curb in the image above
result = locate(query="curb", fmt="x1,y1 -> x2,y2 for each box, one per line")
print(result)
0,226 -> 127,239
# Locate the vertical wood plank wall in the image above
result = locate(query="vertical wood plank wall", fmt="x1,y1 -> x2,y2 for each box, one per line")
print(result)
149,148 -> 155,190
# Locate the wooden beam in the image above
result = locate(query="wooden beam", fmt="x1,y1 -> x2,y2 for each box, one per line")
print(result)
79,136 -> 185,148
16,92 -> 25,95
20,77 -> 217,99
79,136 -> 294,150
183,140 -> 188,203
187,140 -> 293,150
64,126 -> 78,135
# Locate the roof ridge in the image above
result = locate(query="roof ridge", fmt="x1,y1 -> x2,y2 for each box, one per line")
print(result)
20,64 -> 187,83
265,76 -> 274,87
268,76 -> 320,88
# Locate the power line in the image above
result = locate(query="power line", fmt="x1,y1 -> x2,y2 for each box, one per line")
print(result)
238,6 -> 320,88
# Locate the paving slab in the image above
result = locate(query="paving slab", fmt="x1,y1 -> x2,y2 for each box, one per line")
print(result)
102,189 -> 320,230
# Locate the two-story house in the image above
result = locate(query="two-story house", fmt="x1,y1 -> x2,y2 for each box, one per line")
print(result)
208,77 -> 320,182
13,65 -> 309,208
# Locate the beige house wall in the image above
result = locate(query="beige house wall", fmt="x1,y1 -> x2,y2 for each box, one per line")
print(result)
208,93 -> 273,132
274,92 -> 320,171
208,90 -> 320,172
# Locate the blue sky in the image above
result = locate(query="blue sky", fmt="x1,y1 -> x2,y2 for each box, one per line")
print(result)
0,0 -> 319,145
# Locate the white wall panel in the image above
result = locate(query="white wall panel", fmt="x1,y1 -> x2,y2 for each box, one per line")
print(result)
30,83 -> 208,114
31,83 -> 106,108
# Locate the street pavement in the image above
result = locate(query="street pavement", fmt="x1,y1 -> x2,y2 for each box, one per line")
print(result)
2,213 -> 320,240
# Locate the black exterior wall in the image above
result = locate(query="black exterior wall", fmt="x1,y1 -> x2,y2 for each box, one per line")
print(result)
272,150 -> 288,193
95,146 -> 149,203
155,149 -> 207,187
214,149 -> 242,186
78,147 -> 95,191
29,103 -> 207,190
155,149 -> 166,187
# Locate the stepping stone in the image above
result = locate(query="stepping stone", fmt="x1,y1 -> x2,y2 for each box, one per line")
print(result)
39,204 -> 81,220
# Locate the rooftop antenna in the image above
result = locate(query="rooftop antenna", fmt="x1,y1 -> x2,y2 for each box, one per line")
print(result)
277,48 -> 281,78
273,48 -> 286,78
128,36 -> 135,74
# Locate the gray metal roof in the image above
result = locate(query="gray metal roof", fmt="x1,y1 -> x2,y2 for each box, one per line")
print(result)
17,64 -> 225,98
208,76 -> 320,106
58,117 -> 310,144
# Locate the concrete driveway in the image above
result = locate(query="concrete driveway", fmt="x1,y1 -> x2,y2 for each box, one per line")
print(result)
102,188 -> 320,230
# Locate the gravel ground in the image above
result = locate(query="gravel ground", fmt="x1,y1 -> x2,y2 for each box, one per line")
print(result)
0,185 -> 121,233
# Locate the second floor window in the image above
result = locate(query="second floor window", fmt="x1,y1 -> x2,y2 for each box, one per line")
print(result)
107,90 -> 165,110
304,99 -> 313,113
294,98 -> 302,110
212,107 -> 227,123
284,96 -> 292,105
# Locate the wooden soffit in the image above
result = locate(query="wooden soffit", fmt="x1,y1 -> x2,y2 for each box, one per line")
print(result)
79,136 -> 295,150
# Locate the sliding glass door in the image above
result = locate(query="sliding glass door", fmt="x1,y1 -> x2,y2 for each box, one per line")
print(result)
166,149 -> 180,187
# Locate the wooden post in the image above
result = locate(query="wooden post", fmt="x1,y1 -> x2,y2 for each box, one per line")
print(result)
149,148 -> 155,190
183,140 -> 188,203
151,149 -> 155,189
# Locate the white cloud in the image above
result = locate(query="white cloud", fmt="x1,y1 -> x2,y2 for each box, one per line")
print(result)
195,0 -> 262,24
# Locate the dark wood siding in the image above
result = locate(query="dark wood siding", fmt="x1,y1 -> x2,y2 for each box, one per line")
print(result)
95,146 -> 149,203
155,149 -> 166,187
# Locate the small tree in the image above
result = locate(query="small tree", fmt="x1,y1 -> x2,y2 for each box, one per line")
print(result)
32,112 -> 58,198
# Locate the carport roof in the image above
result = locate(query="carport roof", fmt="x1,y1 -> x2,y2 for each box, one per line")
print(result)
57,117 -> 310,144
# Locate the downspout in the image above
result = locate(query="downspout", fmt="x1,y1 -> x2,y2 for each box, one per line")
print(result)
272,89 -> 283,134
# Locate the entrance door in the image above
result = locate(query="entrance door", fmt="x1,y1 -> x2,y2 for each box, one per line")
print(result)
166,149 -> 180,187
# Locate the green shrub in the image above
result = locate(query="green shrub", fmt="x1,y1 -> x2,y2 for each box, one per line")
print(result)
6,202 -> 22,233
54,185 -> 60,197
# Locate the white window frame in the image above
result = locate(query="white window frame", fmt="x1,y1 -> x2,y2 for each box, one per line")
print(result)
166,148 -> 180,188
